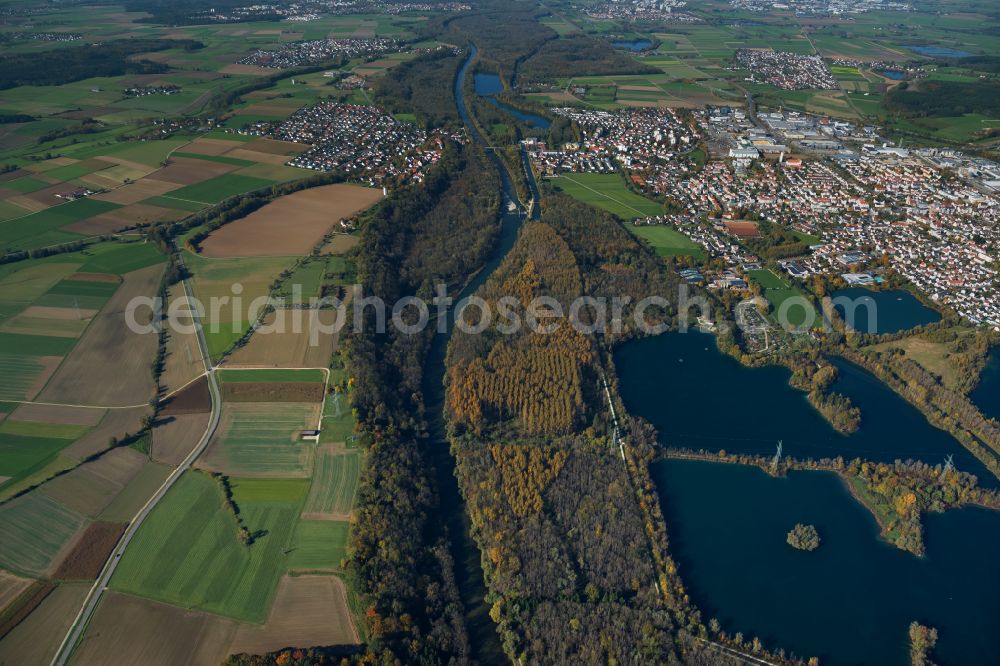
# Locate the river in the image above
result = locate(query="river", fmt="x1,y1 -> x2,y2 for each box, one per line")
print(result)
418,45 -> 533,664
614,331 -> 998,487
473,72 -> 551,130
651,459 -> 1000,666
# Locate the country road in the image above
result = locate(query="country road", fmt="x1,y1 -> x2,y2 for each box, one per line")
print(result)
50,247 -> 222,666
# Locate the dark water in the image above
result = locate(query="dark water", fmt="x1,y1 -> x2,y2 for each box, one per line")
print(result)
416,45 -> 531,664
651,459 -> 1000,666
612,39 -> 652,51
614,331 -> 997,487
831,288 -> 940,334
909,45 -> 972,58
878,70 -> 905,80
971,346 -> 1000,421
473,72 -> 551,129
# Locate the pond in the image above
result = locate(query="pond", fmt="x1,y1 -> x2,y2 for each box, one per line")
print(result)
909,45 -> 972,58
970,346 -> 1000,422
651,459 -> 1000,666
878,70 -> 905,80
614,331 -> 997,487
831,287 -> 940,334
612,39 -> 653,52
473,72 -> 551,130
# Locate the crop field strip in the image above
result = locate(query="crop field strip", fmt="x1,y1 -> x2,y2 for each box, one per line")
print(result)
200,401 -> 319,477
302,447 -> 361,519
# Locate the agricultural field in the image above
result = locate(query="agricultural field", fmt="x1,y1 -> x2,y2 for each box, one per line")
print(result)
199,184 -> 382,258
109,471 -> 305,622
548,173 -> 663,220
184,253 -> 299,360
0,491 -> 86,576
197,401 -> 320,477
228,575 -> 359,655
302,446 -> 361,520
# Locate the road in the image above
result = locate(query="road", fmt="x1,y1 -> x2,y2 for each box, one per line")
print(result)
50,248 -> 222,666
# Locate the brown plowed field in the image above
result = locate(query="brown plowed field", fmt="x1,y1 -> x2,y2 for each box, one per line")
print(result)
63,407 -> 148,460
67,592 -> 238,666
0,584 -> 88,664
159,374 -> 211,416
154,157 -> 237,186
151,412 -> 210,465
53,522 -> 126,580
199,184 -> 382,258
9,403 -> 105,426
228,575 -> 359,655
221,381 -> 325,402
225,309 -> 342,368
38,263 -> 165,406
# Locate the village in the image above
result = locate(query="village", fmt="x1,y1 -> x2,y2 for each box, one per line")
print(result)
266,101 -> 445,185
238,37 -> 398,69
735,49 -> 838,90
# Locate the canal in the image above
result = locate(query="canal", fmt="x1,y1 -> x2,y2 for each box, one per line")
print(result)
418,45 -> 534,663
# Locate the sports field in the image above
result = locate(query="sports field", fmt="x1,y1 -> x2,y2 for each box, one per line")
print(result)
748,269 -> 817,328
550,173 -> 663,220
629,224 -> 704,259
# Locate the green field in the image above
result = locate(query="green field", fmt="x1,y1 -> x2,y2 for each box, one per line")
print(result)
202,402 -> 318,477
287,519 -> 349,570
321,390 -> 355,444
748,269 -> 817,328
0,420 -> 89,440
0,433 -> 75,491
217,368 -> 326,383
303,448 -> 360,517
0,491 -> 85,576
0,331 -> 77,356
110,471 -> 302,622
549,173 -> 663,220
77,242 -> 165,275
0,198 -> 119,253
162,174 -> 275,206
628,224 -> 704,259
0,353 -> 54,400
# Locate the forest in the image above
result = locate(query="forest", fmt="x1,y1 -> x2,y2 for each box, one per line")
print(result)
374,48 -> 465,129
338,141 -> 500,663
517,35 -> 661,83
886,79 -> 1000,118
0,39 -> 201,89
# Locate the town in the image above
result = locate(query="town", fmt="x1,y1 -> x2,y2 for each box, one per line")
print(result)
525,104 -> 1000,326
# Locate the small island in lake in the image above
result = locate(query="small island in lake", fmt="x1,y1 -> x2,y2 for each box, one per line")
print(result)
787,523 -> 821,551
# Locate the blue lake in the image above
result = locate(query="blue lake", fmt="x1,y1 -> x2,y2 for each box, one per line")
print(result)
612,39 -> 652,52
909,45 -> 972,58
473,72 -> 550,129
614,331 -> 998,487
971,346 -> 1000,421
831,287 -> 940,334
652,459 -> 1000,666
